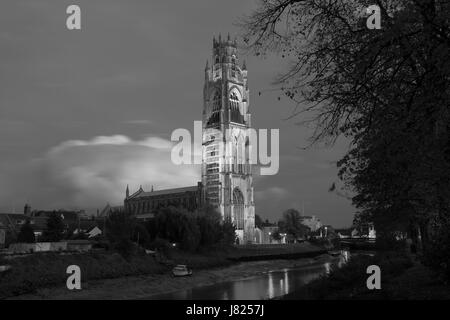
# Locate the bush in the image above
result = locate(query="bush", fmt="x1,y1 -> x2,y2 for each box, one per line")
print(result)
282,251 -> 413,299
423,215 -> 450,282
17,221 -> 35,243
150,206 -> 235,252
42,213 -> 65,242
105,210 -> 135,259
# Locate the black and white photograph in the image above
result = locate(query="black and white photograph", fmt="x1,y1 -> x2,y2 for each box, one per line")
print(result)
1,0 -> 450,309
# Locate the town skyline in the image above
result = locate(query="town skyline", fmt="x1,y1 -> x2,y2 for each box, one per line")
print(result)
0,0 -> 355,228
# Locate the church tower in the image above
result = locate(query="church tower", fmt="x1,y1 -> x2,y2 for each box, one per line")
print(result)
202,34 -> 255,244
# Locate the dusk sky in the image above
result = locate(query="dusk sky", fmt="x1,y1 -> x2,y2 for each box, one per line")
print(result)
0,0 -> 355,228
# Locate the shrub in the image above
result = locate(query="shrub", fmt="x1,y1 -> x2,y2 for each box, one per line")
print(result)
17,221 -> 35,243
423,215 -> 450,282
42,213 -> 65,242
105,210 -> 135,259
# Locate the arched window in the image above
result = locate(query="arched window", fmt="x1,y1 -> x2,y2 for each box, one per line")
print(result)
212,90 -> 221,111
233,188 -> 245,230
207,91 -> 221,127
229,90 -> 244,123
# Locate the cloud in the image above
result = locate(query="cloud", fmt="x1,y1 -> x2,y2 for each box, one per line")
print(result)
0,134 -> 200,212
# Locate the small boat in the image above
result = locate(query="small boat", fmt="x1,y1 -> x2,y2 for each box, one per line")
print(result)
0,265 -> 12,273
172,265 -> 192,277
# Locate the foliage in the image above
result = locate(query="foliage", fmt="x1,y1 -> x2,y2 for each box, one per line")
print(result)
131,223 -> 151,247
42,213 -> 65,242
17,221 -> 35,243
221,217 -> 237,245
242,0 -> 450,278
271,230 -> 282,241
255,214 -> 263,229
279,208 -> 310,239
149,206 -> 236,252
282,251 -> 414,299
105,210 -> 135,259
422,214 -> 450,282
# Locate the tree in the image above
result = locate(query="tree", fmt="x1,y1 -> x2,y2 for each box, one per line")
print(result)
242,0 -> 450,273
271,230 -> 282,241
221,217 -> 237,246
17,221 -> 35,243
132,223 -> 151,247
255,214 -> 264,229
153,206 -> 201,251
195,205 -> 222,246
106,210 -> 135,258
43,213 -> 65,242
279,209 -> 309,239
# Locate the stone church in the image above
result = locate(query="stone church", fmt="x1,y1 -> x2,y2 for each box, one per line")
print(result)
125,35 -> 255,243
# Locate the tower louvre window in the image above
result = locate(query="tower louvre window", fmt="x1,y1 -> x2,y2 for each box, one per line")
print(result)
212,91 -> 221,111
229,91 -> 244,124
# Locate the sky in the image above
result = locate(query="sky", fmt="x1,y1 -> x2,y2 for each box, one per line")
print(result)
0,0 -> 355,228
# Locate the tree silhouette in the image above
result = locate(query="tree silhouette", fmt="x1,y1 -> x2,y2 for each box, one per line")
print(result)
43,213 -> 65,242
17,221 -> 35,243
242,0 -> 450,274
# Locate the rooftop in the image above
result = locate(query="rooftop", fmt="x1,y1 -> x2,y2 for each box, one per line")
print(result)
128,185 -> 199,199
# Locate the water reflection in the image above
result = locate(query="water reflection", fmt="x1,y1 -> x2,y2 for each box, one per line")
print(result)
147,252 -> 349,300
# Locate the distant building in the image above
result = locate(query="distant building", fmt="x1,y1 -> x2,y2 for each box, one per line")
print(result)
350,223 -> 377,239
0,213 -> 29,247
29,210 -> 81,238
254,221 -> 286,244
124,183 -> 204,216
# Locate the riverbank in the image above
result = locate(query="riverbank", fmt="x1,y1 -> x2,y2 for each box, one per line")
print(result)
280,251 -> 450,300
8,254 -> 334,300
1,242 -> 325,299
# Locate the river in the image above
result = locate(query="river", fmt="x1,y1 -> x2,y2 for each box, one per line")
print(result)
146,251 -> 351,300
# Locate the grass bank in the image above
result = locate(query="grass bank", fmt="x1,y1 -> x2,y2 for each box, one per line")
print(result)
281,251 -> 450,299
0,242 -> 325,299
0,252 -> 166,299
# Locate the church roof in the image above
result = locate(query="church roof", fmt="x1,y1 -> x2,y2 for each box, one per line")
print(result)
128,186 -> 199,199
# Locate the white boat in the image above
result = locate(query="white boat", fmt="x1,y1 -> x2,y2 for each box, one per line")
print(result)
172,265 -> 192,277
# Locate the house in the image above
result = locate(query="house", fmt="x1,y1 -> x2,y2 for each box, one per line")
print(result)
336,228 -> 353,239
0,213 -> 30,246
29,210 -> 81,238
350,223 -> 377,239
256,221 -> 287,244
317,225 -> 336,238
